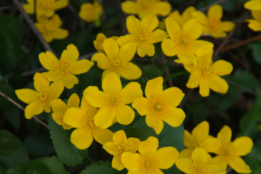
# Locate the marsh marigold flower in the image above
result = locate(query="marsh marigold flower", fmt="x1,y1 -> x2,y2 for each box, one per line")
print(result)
117,15 -> 168,57
168,6 -> 196,28
63,97 -> 113,150
213,125 -> 253,173
92,38 -> 142,80
192,5 -> 235,38
121,0 -> 171,19
39,44 -> 94,89
121,136 -> 179,174
79,1 -> 103,23
103,130 -> 141,170
246,10 -> 261,31
35,14 -> 69,43
162,18 -> 213,65
50,93 -> 80,129
244,0 -> 261,10
23,0 -> 68,17
15,73 -> 64,119
84,72 -> 142,129
132,77 -> 185,134
176,148 -> 226,174
180,121 -> 220,158
185,51 -> 233,97
93,33 -> 118,53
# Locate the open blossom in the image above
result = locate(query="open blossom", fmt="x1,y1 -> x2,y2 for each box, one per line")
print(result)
92,38 -> 142,80
79,1 -> 103,23
23,0 -> 68,17
35,14 -> 68,43
192,5 -> 235,38
168,6 -> 196,28
117,15 -> 168,57
244,0 -> 261,10
103,130 -> 141,170
39,44 -> 94,89
84,72 -> 142,129
93,33 -> 118,53
246,10 -> 261,31
162,18 -> 214,65
121,136 -> 179,174
180,121 -> 220,158
132,77 -> 185,134
50,93 -> 80,129
213,125 -> 253,173
121,0 -> 171,19
15,73 -> 64,119
63,97 -> 113,150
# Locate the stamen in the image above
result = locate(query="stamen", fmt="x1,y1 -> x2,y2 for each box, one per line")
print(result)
116,143 -> 130,155
54,60 -> 72,75
137,30 -> 149,43
38,90 -> 51,104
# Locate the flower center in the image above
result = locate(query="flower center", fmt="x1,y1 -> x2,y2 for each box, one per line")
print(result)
44,24 -> 55,33
54,60 -> 72,75
38,90 -> 51,104
83,116 -> 98,131
201,65 -> 212,76
142,154 -> 158,172
154,104 -> 162,111
116,143 -> 130,155
207,18 -> 221,32
137,30 -> 149,43
149,96 -> 166,115
97,44 -> 104,52
108,91 -> 123,106
38,0 -> 53,9
109,58 -> 122,69
191,139 -> 200,149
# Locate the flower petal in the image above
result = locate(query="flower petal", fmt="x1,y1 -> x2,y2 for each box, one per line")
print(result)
184,130 -> 193,148
102,69 -> 120,80
145,77 -> 163,99
80,97 -> 97,116
33,73 -> 49,92
138,136 -> 158,155
116,105 -> 135,125
63,108 -> 85,128
175,158 -> 194,173
183,19 -> 202,39
119,62 -> 142,80
192,121 -> 209,142
60,44 -> 79,62
93,129 -> 113,145
71,128 -> 93,150
177,52 -> 197,65
49,81 -> 64,99
94,106 -> 116,129
91,53 -> 110,69
52,28 -> 68,39
50,99 -> 66,113
121,152 -> 142,171
23,4 -> 34,14
117,35 -> 137,47
132,97 -> 150,116
199,77 -> 210,97
228,156 -> 251,173
103,142 -> 117,155
208,75 -> 229,94
127,138 -> 141,152
112,155 -> 124,170
213,156 -> 228,169
179,148 -> 193,158
54,0 -> 68,9
42,71 -> 62,81
121,1 -> 139,15
193,40 -> 214,57
137,42 -> 155,57
146,114 -> 164,134
245,0 -> 261,10
161,39 -> 177,57
102,72 -> 122,92
191,11 -> 208,24
83,86 -> 107,108
221,21 -> 235,31
67,93 -> 80,107
217,125 -> 232,143
61,73 -> 78,89
71,59 -> 94,74
232,137 -> 253,156
191,148 -> 208,163
126,15 -> 141,34
208,5 -> 223,20
246,19 -> 261,31
186,71 -> 202,88
25,101 -> 44,119
165,17 -> 181,40
156,147 -> 179,169
39,51 -> 58,70
121,82 -> 142,104
52,112 -> 64,126
113,130 -> 127,145
212,60 -> 233,76
103,38 -> 119,58
208,164 -> 226,174
119,42 -> 137,62
201,137 -> 220,152
162,87 -> 184,107
162,107 -> 185,128
15,89 -> 38,104
148,29 -> 167,43
154,1 -> 171,16
141,14 -> 159,33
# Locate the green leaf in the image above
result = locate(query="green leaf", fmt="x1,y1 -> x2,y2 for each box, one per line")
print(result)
245,145 -> 261,174
0,165 -> 7,174
0,130 -> 29,168
48,117 -> 88,166
6,107 -> 20,130
80,161 -> 124,174
7,156 -> 69,174
0,81 -> 17,112
250,41 -> 261,65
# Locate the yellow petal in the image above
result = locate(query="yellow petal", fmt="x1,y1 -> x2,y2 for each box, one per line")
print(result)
117,35 -> 137,47
183,19 -> 202,39
186,71 -> 202,88
145,77 -> 163,99
121,1 -> 139,15
71,59 -> 94,75
119,62 -> 142,80
121,82 -> 142,104
63,108 -> 85,128
116,105 -> 135,125
212,60 -> 233,76
93,129 -> 113,145
199,77 -> 210,97
182,6 -> 196,21
161,107 -> 185,128
49,81 -> 64,99
113,130 -> 127,145
121,152 -> 142,171
54,0 -> 68,10
217,125 -> 232,143
80,97 -> 97,116
61,74 -> 78,89
244,0 -> 261,10
154,1 -> 171,16
71,128 -> 93,150
193,40 -> 214,57
138,136 -> 158,155
146,114 -> 164,134
221,21 -> 235,31
52,28 -> 68,39
112,155 -> 124,170
213,156 -> 228,169
60,44 -> 79,62
67,93 -> 80,107
103,142 -> 117,155
94,106 -> 116,129
252,10 -> 261,20
102,69 -> 120,80
127,138 -> 141,152
208,165 -> 226,174
191,11 -> 208,24
177,52 -> 197,65
103,38 -> 119,58
83,86 -> 107,108
119,42 -> 137,62
126,15 -> 141,34
165,17 -> 181,40
15,89 -> 38,104
50,99 -> 66,113
162,87 -> 184,107
179,148 -> 193,158
52,112 -> 64,126
141,14 -> 158,33
148,29 -> 167,43
23,4 -> 34,14
33,73 -> 49,92
191,148 -> 208,163
232,137 -> 253,156
208,75 -> 229,94
132,97 -> 150,116
212,31 -> 227,38
169,11 -> 183,27
42,71 -> 62,81
192,121 -> 209,142
208,5 -> 223,20
25,101 -> 44,119
184,130 -> 193,148
102,72 -> 122,92
228,156 -> 251,173
91,53 -> 110,69
175,158 -> 194,173
161,39 -> 177,57
137,42 -> 155,57
39,51 -> 58,70
246,19 -> 261,31
201,137 -> 220,152
156,147 -> 179,169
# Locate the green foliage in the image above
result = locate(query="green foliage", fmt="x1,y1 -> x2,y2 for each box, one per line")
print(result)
250,41 -> 261,65
80,161 -> 124,174
0,81 -> 17,112
245,144 -> 261,174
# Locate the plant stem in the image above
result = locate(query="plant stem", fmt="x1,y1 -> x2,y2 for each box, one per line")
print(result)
227,80 -> 261,98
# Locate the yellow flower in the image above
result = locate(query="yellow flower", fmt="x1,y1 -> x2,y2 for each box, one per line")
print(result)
15,73 -> 64,119
162,18 -> 214,65
50,93 -> 80,129
121,0 -> 171,19
180,121 -> 220,158
168,6 -> 196,28
117,15 -> 168,57
121,136 -> 179,174
244,0 -> 261,10
103,130 -> 141,170
93,33 -> 119,53
176,148 -> 226,174
92,38 -> 142,80
63,97 -> 113,150
39,44 -> 94,89
132,77 -> 185,134
246,10 -> 261,31
213,125 -> 253,173
35,14 -> 69,43
83,72 -> 143,129
79,1 -> 103,23
186,51 -> 233,97
23,0 -> 68,17
191,5 -> 235,38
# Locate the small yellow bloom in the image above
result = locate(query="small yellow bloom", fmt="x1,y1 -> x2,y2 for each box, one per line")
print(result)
176,148 -> 226,174
121,136 -> 179,174
185,51 -> 233,97
35,14 -> 69,43
168,6 -> 196,28
50,93 -> 80,129
15,73 -> 64,119
180,121 -> 220,158
79,1 -> 103,23
244,0 -> 261,10
23,0 -> 68,17
192,5 -> 235,38
83,72 -> 143,129
246,10 -> 261,31
93,33 -> 119,53
132,77 -> 185,134
103,130 -> 141,170
39,44 -> 94,89
162,18 -> 214,65
213,125 -> 253,173
92,38 -> 142,80
118,15 -> 168,57
121,0 -> 171,19
63,97 -> 113,150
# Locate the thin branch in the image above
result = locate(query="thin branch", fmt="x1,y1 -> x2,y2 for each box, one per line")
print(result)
227,80 -> 261,98
0,90 -> 48,129
200,0 -> 228,12
86,156 -> 96,163
161,54 -> 173,87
